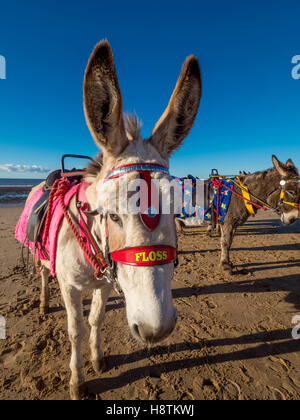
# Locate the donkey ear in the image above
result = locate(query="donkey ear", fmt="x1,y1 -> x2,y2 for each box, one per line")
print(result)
286,158 -> 295,168
149,56 -> 202,159
83,40 -> 128,156
286,158 -> 299,176
272,155 -> 290,177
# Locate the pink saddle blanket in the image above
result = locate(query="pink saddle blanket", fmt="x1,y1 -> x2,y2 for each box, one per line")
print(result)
15,180 -> 90,276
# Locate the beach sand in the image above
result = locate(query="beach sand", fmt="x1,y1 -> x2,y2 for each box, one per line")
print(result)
0,206 -> 25,276
0,205 -> 300,400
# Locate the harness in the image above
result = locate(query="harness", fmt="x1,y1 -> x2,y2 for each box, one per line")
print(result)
210,171 -> 300,225
236,176 -> 255,216
43,161 -> 178,294
279,179 -> 300,209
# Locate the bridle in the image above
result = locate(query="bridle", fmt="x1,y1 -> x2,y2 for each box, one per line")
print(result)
77,162 -> 178,293
210,175 -> 300,221
278,179 -> 300,210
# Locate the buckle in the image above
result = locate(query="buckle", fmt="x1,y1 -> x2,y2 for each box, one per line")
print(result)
96,267 -> 122,295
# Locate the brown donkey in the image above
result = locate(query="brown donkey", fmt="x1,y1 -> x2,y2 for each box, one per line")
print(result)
21,41 -> 202,399
216,155 -> 299,272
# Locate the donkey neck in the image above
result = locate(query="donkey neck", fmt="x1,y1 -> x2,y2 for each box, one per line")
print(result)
242,168 -> 281,202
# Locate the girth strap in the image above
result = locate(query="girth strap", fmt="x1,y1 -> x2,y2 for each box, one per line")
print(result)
236,176 -> 255,215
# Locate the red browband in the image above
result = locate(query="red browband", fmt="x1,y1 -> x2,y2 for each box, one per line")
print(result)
111,245 -> 177,266
105,162 -> 170,232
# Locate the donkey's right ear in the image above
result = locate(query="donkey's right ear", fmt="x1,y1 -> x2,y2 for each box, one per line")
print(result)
83,41 -> 128,156
286,158 -> 296,168
149,55 -> 201,159
272,155 -> 289,177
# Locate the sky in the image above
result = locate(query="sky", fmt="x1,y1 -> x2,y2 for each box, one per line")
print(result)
0,0 -> 300,179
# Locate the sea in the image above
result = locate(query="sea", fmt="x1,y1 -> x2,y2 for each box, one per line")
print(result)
0,178 -> 44,207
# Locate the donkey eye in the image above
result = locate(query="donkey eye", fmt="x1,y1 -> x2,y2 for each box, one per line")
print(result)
110,213 -> 120,223
287,190 -> 296,197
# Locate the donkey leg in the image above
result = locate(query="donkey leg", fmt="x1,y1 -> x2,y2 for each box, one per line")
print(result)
40,265 -> 50,315
206,222 -> 213,236
89,284 -> 112,373
220,223 -> 235,272
175,218 -> 184,233
215,223 -> 221,237
61,285 -> 86,400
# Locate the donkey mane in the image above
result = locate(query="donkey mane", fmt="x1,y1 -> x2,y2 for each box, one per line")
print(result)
85,153 -> 103,178
124,112 -> 143,141
243,164 -> 299,182
242,168 -> 276,181
85,113 -> 143,178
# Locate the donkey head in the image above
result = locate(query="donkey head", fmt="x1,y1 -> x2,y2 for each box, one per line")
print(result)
271,155 -> 300,225
83,41 -> 201,344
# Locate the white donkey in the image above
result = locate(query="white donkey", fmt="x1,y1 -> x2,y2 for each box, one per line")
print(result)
31,41 -> 201,399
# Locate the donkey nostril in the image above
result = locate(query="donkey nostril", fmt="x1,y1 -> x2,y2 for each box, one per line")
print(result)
137,325 -> 152,341
132,323 -> 154,341
132,319 -> 177,343
132,324 -> 140,338
174,312 -> 178,324
132,323 -> 152,341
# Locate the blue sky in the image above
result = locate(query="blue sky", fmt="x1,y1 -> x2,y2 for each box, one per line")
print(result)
0,0 -> 299,178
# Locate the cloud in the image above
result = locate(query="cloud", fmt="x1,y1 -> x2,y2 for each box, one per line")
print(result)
0,164 -> 51,173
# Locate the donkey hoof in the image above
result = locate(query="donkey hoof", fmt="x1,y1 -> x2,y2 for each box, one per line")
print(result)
220,262 -> 233,273
70,383 -> 88,400
40,306 -> 49,315
92,357 -> 107,374
238,268 -> 249,275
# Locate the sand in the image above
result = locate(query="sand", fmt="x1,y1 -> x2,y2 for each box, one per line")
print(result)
0,205 -> 300,400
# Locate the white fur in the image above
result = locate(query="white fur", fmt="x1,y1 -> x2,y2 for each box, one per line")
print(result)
39,140 -> 179,400
281,208 -> 299,225
36,41 -> 201,399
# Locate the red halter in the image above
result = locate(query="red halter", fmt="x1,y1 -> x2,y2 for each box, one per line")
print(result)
104,163 -> 177,266
110,245 -> 178,266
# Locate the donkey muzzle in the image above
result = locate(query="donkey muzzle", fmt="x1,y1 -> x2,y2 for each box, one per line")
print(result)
131,310 -> 177,344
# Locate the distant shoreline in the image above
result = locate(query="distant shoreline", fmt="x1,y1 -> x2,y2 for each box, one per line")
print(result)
0,179 -> 43,207
0,186 -> 32,207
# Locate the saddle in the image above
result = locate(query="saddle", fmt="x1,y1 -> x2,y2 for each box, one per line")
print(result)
26,170 -> 62,244
26,170 -> 85,245
25,154 -> 98,247
177,174 -> 214,219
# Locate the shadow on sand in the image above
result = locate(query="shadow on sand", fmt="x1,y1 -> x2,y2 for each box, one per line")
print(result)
86,327 -> 300,395
178,218 -> 300,237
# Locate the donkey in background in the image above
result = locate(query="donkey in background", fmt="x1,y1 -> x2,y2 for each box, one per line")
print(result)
217,156 -> 300,272
21,41 -> 202,399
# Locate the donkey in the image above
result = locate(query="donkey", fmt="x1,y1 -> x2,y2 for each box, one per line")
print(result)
216,156 -> 300,272
26,41 -> 202,399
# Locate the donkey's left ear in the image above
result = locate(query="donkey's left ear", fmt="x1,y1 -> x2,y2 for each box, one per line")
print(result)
149,56 -> 202,159
273,155 -> 299,177
83,40 -> 128,157
272,155 -> 289,177
286,158 -> 299,175
286,158 -> 295,168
